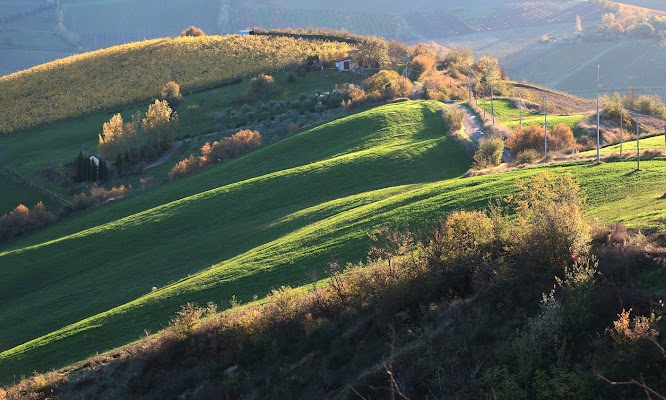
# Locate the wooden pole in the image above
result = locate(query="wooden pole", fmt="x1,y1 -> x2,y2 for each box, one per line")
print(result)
637,115 -> 641,171
544,96 -> 548,157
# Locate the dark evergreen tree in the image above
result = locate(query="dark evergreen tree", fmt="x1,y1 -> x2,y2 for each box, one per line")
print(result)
98,158 -> 108,182
116,153 -> 124,177
89,159 -> 98,182
75,152 -> 85,182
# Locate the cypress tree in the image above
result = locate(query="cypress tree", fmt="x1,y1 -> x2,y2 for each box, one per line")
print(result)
99,158 -> 108,182
115,153 -> 123,177
76,152 -> 85,182
89,159 -> 98,181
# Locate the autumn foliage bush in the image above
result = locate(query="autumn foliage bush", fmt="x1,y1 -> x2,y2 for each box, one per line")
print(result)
422,74 -> 467,101
473,137 -> 504,169
169,130 -> 262,180
506,123 -> 576,156
410,54 -> 436,81
72,184 -> 133,211
361,70 -> 413,99
0,202 -> 56,242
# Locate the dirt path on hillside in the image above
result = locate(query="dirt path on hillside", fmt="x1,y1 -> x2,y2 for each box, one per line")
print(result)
145,140 -> 184,170
453,104 -> 513,163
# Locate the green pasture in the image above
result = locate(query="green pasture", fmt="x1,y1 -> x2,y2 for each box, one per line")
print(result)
579,134 -> 666,156
0,100 -> 471,381
0,177 -> 59,216
477,98 -> 587,135
1,101 -> 666,384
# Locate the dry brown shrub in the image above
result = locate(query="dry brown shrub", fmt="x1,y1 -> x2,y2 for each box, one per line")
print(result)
550,123 -> 577,151
3,371 -> 68,399
425,74 -> 467,101
72,184 -> 132,211
506,124 -> 576,156
411,54 -> 436,81
289,123 -> 300,133
170,130 -> 262,180
643,148 -> 666,157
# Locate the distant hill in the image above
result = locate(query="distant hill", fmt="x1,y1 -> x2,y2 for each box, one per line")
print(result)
0,34 -> 351,134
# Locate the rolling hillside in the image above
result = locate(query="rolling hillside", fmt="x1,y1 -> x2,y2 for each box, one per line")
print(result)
2,99 -> 666,384
0,100 -> 471,382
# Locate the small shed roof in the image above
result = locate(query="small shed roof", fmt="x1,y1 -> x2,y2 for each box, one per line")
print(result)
335,56 -> 352,62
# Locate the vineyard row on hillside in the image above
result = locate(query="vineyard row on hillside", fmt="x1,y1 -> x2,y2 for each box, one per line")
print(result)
0,35 -> 351,134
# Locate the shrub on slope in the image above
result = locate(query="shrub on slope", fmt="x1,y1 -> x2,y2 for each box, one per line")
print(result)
0,35 -> 351,134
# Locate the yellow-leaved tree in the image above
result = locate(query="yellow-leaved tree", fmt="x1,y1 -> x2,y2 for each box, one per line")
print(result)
98,112 -> 141,161
143,100 -> 178,152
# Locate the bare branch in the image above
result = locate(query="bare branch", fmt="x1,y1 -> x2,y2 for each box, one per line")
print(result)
594,371 -> 666,400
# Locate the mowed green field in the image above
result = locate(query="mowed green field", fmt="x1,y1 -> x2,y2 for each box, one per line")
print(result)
2,100 -> 666,384
0,177 -> 60,215
477,98 -> 588,135
0,100 -> 470,382
580,134 -> 666,156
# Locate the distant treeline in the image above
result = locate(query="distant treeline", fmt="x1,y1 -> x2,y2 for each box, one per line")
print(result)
254,28 -> 363,44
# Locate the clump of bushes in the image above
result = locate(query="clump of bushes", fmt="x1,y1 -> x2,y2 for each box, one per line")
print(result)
410,53 -> 436,81
422,74 -> 467,101
514,148 -> 541,165
473,137 -> 504,169
72,184 -> 133,211
246,74 -> 276,100
361,70 -> 413,99
180,26 -> 205,37
159,81 -> 183,110
169,129 -> 262,180
635,95 -> 666,118
445,107 -> 465,132
506,123 -> 576,156
0,202 -> 56,242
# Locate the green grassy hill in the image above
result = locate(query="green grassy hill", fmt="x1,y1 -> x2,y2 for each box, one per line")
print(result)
3,100 -> 666,384
0,100 -> 471,382
580,133 -> 666,156
2,98 -> 666,386
477,98 -> 588,136
0,177 -> 59,215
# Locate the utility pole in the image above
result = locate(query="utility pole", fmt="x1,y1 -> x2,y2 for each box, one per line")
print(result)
491,81 -> 495,125
636,114 -> 641,171
468,66 -> 472,103
620,103 -> 624,157
518,92 -> 523,127
544,95 -> 548,157
596,64 -> 600,163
